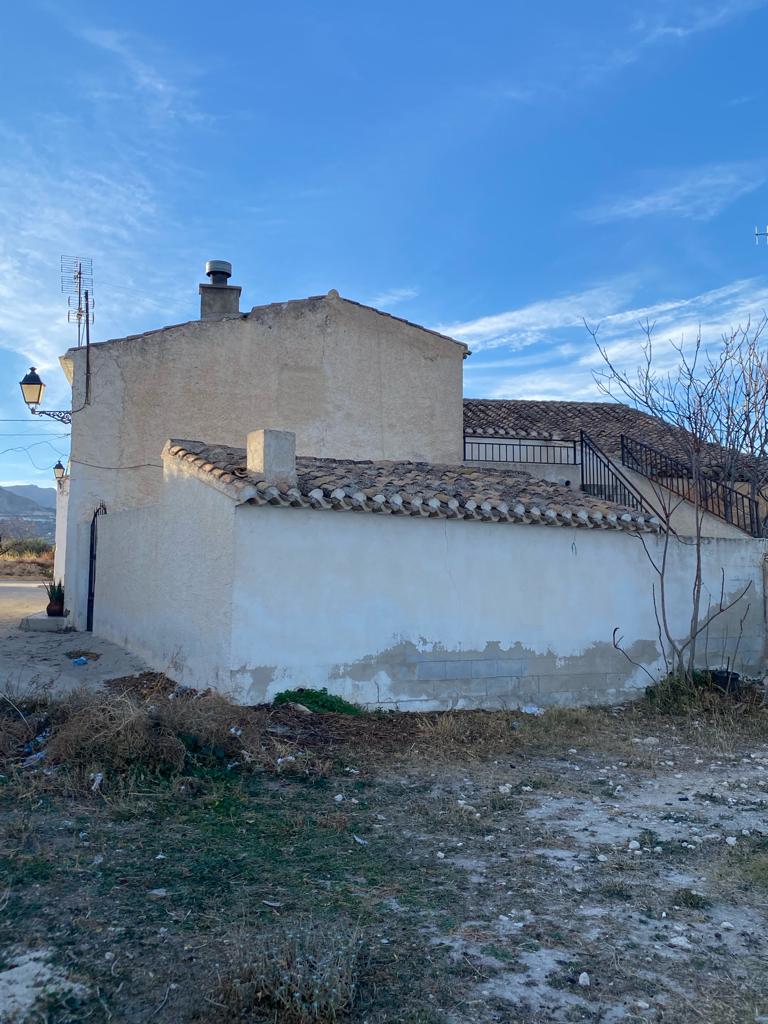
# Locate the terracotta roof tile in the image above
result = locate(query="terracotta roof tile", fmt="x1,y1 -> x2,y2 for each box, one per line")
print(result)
462,399 -> 671,457
463,398 -> 760,478
164,439 -> 660,533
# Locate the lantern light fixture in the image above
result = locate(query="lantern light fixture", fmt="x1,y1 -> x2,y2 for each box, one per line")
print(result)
19,367 -> 45,409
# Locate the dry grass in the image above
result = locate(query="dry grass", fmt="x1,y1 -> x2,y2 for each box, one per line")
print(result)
0,539 -> 53,561
212,920 -> 363,1023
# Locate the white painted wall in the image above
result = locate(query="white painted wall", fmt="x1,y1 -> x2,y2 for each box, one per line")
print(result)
91,466 -> 767,709
93,459 -> 237,690
53,476 -> 69,583
227,506 -> 766,708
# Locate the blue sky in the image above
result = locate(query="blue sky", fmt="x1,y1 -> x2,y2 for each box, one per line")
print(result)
2,0 -> 768,485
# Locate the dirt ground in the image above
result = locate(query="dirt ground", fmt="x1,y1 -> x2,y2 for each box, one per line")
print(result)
0,559 -> 53,579
1,694 -> 767,1024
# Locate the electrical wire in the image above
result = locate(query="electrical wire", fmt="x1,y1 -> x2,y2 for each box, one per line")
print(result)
69,459 -> 162,470
0,439 -> 70,459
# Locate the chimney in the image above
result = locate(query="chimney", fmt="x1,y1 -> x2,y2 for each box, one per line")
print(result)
199,259 -> 241,320
246,429 -> 297,487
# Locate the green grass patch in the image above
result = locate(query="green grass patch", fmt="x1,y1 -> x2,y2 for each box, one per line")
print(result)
273,687 -> 362,715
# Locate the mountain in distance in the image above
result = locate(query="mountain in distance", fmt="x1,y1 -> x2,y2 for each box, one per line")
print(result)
0,486 -> 45,516
4,484 -> 57,509
0,485 -> 56,541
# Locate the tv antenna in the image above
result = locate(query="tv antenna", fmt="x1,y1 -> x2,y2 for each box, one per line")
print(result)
60,256 -> 94,348
755,227 -> 768,245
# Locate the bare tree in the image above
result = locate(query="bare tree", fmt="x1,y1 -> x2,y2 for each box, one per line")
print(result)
585,318 -> 765,683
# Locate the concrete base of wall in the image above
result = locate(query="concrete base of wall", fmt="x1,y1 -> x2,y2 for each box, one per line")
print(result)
19,612 -> 72,633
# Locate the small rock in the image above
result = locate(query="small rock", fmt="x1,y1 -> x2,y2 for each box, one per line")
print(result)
669,935 -> 692,950
720,921 -> 735,930
286,701 -> 312,713
725,836 -> 738,846
636,1000 -> 650,1009
147,888 -> 168,899
596,854 -> 608,863
498,783 -> 512,795
578,972 -> 590,988
436,851 -> 445,859
334,794 -> 344,803
628,840 -> 641,851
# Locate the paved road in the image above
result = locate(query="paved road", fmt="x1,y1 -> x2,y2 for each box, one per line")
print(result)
0,578 -> 150,696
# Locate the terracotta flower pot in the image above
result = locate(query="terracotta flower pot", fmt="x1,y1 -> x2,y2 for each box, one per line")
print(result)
46,600 -> 64,618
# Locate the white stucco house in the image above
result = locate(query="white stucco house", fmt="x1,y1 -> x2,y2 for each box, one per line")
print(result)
50,261 -> 768,708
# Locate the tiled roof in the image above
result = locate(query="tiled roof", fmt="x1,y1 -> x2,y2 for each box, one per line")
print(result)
164,440 -> 660,533
463,399 -> 672,457
463,398 -> 760,477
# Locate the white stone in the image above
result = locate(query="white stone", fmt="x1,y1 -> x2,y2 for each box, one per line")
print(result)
578,972 -> 590,987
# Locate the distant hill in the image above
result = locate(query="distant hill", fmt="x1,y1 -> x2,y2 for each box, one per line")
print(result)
5,484 -> 57,510
0,486 -> 43,516
0,485 -> 56,542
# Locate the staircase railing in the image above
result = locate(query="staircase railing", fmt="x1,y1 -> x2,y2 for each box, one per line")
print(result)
620,434 -> 762,537
580,431 -> 655,515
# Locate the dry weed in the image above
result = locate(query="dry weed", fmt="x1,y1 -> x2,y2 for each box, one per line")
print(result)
46,689 -> 187,781
213,919 -> 362,1023
416,708 -> 518,756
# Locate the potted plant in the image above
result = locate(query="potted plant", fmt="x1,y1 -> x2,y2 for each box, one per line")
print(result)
44,580 -> 65,617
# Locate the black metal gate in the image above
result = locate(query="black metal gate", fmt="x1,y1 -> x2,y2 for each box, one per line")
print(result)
86,502 -> 107,632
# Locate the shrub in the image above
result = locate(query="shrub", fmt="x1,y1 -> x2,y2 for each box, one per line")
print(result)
43,579 -> 64,604
274,687 -> 362,716
0,538 -> 53,558
216,920 -> 362,1023
644,669 -> 745,713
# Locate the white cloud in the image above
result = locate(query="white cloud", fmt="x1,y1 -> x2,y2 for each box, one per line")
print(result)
634,0 -> 768,42
369,286 -> 420,308
440,280 -> 638,352
583,162 -> 767,223
77,28 -> 206,124
460,276 -> 768,402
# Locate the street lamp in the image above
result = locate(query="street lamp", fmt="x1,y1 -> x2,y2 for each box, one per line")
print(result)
18,367 -> 72,424
19,367 -> 45,409
53,460 -> 66,481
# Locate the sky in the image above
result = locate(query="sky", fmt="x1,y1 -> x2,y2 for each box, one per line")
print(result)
2,0 -> 768,485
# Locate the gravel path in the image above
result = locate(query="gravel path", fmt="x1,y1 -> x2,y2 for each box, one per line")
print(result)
0,579 -> 149,696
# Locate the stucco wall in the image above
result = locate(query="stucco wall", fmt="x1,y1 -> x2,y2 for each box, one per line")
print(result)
61,293 -> 464,624
228,506 -> 766,709
53,476 -> 69,583
87,463 -> 767,709
92,459 -> 236,689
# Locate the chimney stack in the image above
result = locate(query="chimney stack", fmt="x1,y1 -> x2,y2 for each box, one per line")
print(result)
246,429 -> 297,488
199,259 -> 241,320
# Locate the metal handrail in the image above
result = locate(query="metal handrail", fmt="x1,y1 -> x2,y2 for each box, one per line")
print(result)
620,434 -> 761,536
463,437 -> 579,465
580,431 -> 655,515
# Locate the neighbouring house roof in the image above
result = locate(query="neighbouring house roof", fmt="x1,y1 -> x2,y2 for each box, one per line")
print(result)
463,398 -> 761,479
463,399 -> 672,457
164,440 -> 660,533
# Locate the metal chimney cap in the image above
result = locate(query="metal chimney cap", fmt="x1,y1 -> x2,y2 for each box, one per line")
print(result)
205,260 -> 232,279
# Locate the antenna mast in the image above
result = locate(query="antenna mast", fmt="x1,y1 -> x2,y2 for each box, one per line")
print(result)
60,256 -> 94,347
755,227 -> 768,244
